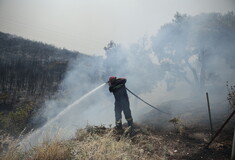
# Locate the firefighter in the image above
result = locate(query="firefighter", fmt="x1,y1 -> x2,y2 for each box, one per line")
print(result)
108,76 -> 133,130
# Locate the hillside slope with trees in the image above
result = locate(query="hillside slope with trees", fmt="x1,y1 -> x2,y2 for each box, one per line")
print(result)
0,32 -> 88,135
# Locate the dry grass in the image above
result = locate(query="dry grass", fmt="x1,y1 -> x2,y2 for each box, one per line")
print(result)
0,131 -> 21,160
74,131 -> 137,159
1,125 -> 166,160
169,117 -> 185,134
1,137 -> 72,160
72,125 -> 164,160
0,147 -> 22,160
30,140 -> 72,160
1,122 -> 232,160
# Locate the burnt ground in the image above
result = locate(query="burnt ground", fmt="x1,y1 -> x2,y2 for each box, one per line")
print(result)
156,126 -> 233,160
123,122 -> 233,160
133,99 -> 235,160
79,122 -> 234,160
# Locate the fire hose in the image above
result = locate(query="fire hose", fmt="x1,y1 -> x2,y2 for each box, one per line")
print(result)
126,87 -> 235,149
125,87 -> 171,115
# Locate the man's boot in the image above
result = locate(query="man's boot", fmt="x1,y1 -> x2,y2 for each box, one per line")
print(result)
127,121 -> 133,127
115,120 -> 123,134
127,119 -> 133,127
127,119 -> 135,136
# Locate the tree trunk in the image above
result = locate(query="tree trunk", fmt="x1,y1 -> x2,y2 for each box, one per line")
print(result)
185,59 -> 199,89
199,50 -> 206,92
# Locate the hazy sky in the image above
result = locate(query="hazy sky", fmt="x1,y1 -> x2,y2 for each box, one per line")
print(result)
0,0 -> 234,56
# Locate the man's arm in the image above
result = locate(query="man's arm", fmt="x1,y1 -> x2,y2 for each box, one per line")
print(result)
109,86 -> 114,92
116,78 -> 126,85
109,78 -> 127,92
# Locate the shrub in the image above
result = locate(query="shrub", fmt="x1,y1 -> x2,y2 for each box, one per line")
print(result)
1,139 -> 72,160
226,81 -> 235,109
0,102 -> 34,135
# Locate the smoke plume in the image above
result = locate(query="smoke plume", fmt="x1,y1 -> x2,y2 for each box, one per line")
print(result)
27,12 -> 235,147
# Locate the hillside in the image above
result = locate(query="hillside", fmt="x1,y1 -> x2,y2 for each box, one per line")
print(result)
1,96 -> 234,160
0,32 -> 89,135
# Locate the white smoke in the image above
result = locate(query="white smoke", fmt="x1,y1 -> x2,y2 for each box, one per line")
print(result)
25,12 -> 235,148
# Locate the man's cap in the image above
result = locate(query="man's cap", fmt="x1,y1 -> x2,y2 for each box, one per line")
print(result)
109,76 -> 117,82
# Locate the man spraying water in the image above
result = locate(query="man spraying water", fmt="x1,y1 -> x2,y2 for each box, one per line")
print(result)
108,76 -> 133,131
